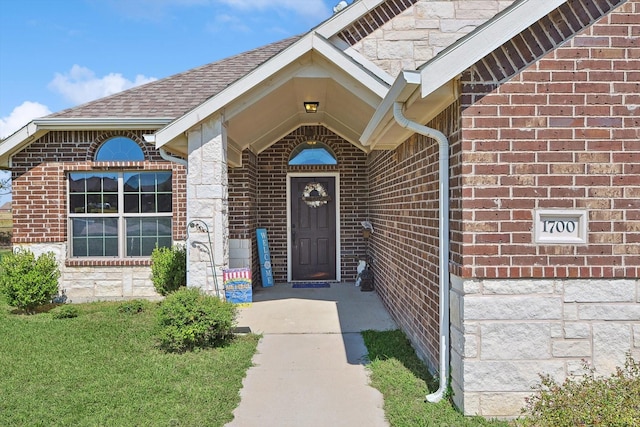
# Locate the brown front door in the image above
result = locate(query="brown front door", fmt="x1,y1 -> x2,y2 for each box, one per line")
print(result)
290,176 -> 337,281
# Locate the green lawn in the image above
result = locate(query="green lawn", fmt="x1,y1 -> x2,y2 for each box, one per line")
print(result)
0,297 -> 259,426
363,330 -> 511,427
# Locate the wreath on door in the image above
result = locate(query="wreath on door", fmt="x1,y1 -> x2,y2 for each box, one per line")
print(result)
302,182 -> 331,208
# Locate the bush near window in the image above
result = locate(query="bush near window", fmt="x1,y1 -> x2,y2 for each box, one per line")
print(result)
150,245 -> 186,296
0,249 -> 60,313
156,288 -> 236,353
517,354 -> 640,427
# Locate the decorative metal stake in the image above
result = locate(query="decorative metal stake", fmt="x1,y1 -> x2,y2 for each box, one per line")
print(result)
186,220 -> 221,295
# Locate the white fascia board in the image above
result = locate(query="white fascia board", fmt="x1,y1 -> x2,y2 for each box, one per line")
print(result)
341,46 -> 394,86
311,34 -> 389,99
360,70 -> 420,146
155,32 -> 390,149
33,117 -> 173,130
0,121 -> 40,159
155,35 -> 315,148
316,0 -> 385,39
420,0 -> 566,98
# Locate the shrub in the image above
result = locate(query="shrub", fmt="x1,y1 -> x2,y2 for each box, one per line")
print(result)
0,249 -> 60,313
117,299 -> 147,315
150,245 -> 186,296
51,304 -> 79,319
156,287 -> 236,353
518,354 -> 640,427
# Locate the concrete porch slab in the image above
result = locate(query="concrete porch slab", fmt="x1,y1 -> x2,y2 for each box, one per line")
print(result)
226,283 -> 396,427
235,282 -> 398,334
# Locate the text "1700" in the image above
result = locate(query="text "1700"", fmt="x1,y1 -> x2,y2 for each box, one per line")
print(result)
542,220 -> 576,233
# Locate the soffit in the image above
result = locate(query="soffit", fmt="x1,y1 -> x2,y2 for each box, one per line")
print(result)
225,50 -> 379,157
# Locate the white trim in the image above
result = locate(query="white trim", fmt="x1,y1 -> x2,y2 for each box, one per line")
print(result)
315,0 -> 386,39
360,70 -> 420,146
155,33 -> 389,148
66,171 -> 173,259
361,0 -> 567,148
534,209 -> 588,245
33,117 -> 173,129
0,118 -> 172,167
419,0 -> 565,98
286,172 -> 341,283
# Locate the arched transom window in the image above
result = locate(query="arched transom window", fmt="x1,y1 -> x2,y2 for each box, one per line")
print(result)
95,137 -> 145,162
289,141 -> 337,165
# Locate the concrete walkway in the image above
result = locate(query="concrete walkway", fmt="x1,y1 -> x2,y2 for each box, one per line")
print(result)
226,283 -> 397,427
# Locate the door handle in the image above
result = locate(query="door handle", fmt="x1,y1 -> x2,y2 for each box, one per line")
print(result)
291,226 -> 296,246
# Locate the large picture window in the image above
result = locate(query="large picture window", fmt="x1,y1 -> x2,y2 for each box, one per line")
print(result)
69,171 -> 172,257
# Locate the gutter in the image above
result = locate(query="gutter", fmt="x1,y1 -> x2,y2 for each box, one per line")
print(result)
159,148 -> 187,167
393,102 -> 450,403
144,133 -> 188,167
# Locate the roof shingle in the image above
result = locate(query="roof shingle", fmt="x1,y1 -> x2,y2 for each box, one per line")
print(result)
47,36 -> 301,119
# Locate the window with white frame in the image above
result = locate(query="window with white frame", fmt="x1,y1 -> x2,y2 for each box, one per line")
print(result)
68,171 -> 172,257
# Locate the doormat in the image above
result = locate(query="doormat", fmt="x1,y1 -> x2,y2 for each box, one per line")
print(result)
292,283 -> 330,288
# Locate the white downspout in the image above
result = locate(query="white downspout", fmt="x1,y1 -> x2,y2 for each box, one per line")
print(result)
393,102 -> 450,403
159,148 -> 188,167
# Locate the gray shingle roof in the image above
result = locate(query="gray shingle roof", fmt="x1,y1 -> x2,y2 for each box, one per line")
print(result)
48,36 -> 301,119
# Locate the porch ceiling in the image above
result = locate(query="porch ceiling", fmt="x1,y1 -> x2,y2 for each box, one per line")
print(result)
224,51 -> 381,166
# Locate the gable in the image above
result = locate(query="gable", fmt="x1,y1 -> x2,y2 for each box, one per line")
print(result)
341,0 -> 516,77
362,0 -> 630,149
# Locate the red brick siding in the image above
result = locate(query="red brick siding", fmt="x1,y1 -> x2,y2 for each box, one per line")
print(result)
368,103 -> 460,368
11,130 -> 187,265
238,125 -> 368,283
229,149 -> 260,283
457,0 -> 639,279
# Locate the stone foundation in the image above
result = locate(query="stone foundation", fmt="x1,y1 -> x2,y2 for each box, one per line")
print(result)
14,243 -> 160,303
450,274 -> 640,418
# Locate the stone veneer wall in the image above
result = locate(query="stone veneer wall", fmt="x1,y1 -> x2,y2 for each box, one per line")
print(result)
450,275 -> 640,417
14,242 -> 160,302
343,0 -> 515,77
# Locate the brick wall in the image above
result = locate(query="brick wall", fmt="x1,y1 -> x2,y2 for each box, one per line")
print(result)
244,125 -> 368,283
448,0 -> 639,416
368,103 -> 460,369
228,149 -> 259,279
456,0 -> 638,279
11,130 -> 187,265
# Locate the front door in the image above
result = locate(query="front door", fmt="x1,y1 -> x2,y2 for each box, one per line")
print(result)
290,176 -> 337,281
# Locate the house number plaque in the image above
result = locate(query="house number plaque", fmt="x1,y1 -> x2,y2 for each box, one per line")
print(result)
534,209 -> 588,244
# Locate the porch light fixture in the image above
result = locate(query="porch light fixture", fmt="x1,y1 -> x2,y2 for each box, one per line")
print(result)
303,101 -> 319,113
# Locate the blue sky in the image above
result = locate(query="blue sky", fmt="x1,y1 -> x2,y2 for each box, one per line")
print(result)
0,0 -> 349,139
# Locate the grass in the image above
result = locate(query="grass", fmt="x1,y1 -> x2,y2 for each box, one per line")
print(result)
0,295 -> 259,426
362,330 -> 511,427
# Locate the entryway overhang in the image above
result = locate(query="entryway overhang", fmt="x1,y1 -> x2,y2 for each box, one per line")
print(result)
152,33 -> 391,167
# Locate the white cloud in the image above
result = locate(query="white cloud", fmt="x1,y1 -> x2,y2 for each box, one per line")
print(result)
206,13 -> 251,33
0,102 -> 52,139
48,65 -> 157,105
216,0 -> 330,17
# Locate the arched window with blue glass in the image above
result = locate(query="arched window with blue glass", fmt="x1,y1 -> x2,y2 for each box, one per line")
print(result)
288,141 -> 337,166
95,137 -> 145,162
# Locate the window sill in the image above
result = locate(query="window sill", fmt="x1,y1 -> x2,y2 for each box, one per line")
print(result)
65,258 -> 152,267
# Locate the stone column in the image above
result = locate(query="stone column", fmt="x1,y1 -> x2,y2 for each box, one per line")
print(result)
186,115 -> 229,296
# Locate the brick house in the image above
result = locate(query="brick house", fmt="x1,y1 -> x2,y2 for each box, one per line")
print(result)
0,0 -> 638,418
